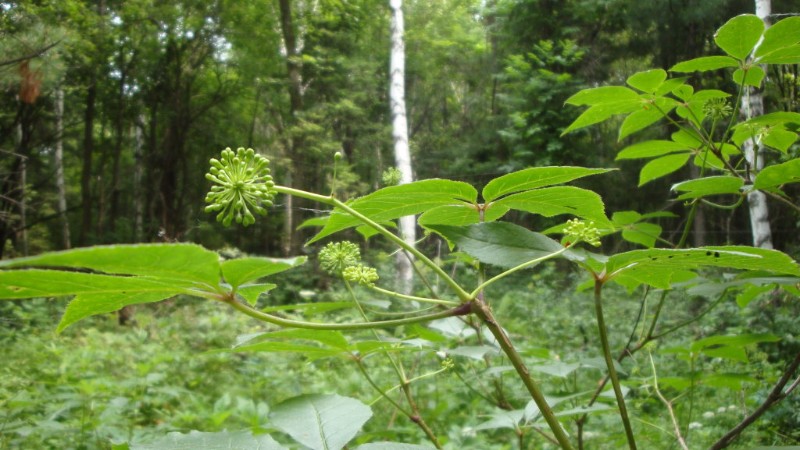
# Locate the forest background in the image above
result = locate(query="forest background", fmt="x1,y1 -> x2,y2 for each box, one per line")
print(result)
2,0 -> 800,449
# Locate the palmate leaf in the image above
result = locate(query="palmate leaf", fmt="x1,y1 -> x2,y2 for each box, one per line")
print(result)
270,394 -> 372,450
308,179 -> 477,244
605,246 -> 800,289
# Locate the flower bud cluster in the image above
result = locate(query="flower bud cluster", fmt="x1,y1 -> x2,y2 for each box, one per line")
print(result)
343,264 -> 380,286
319,241 -> 380,286
204,147 -> 276,227
564,219 -> 601,247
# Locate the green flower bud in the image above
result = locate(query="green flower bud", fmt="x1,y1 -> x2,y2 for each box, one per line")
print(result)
343,264 -> 379,286
563,219 -> 601,247
204,147 -> 276,227
319,241 -> 361,275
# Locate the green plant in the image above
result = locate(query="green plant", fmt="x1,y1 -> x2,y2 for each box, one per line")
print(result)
2,14 -> 800,450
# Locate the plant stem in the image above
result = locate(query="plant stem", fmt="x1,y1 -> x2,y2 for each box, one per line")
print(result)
472,299 -> 575,449
369,285 -> 459,306
649,351 -> 689,450
593,279 -> 637,450
221,294 -> 466,330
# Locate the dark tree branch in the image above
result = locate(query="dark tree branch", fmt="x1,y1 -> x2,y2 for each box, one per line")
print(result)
710,351 -> 800,450
0,40 -> 61,67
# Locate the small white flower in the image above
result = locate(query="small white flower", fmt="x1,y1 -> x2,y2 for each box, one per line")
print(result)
461,427 -> 476,438
728,405 -> 737,411
689,422 -> 703,430
702,411 -> 715,419
717,406 -> 727,413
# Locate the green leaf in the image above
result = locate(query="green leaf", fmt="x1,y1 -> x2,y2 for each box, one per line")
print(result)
494,186 -> 612,228
715,15 -> 764,60
426,222 -> 569,269
562,100 -> 642,134
654,77 -> 688,96
611,211 -> 642,226
0,270 -> 192,299
221,256 -> 306,290
564,86 -> 639,106
762,129 -> 799,153
0,243 -> 220,286
702,373 -> 757,390
755,17 -> 800,57
418,204 -> 509,227
355,443 -> 435,450
308,180 -> 477,244
482,167 -> 612,202
754,159 -> 800,190
606,247 -> 800,289
692,333 -> 780,353
130,430 -> 286,450
638,153 -> 692,186
616,140 -> 691,160
626,69 -> 667,93
619,98 -> 679,140
621,222 -> 662,249
672,176 -> 744,200
235,329 -> 350,351
670,56 -> 739,72
757,45 -> 800,64
58,291 -> 179,333
237,283 -> 277,306
269,394 -> 372,450
733,66 -> 765,87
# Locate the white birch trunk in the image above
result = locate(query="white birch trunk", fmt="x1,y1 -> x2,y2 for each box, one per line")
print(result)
390,0 -> 415,293
55,87 -> 71,249
742,0 -> 773,249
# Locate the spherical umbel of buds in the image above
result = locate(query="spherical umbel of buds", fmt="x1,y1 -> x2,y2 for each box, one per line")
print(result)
319,241 -> 361,275
204,147 -> 276,227
563,219 -> 602,247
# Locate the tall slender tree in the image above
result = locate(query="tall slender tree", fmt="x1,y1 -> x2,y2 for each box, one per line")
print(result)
742,0 -> 774,249
389,0 -> 414,293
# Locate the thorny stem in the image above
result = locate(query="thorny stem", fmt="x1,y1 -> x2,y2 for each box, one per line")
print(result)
472,299 -> 575,450
594,279 -> 637,450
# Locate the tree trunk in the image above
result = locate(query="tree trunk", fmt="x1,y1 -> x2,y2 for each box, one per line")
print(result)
390,0 -> 415,293
55,87 -> 71,249
80,79 -> 96,245
133,115 -> 145,243
278,0 -> 305,254
742,0 -> 773,249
